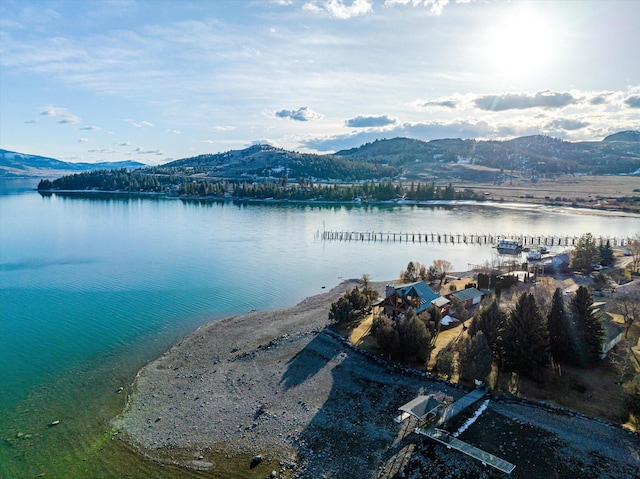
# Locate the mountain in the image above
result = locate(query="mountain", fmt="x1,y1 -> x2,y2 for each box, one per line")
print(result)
6,130 -> 640,181
157,143 -> 398,181
0,149 -> 146,177
333,134 -> 640,177
603,130 -> 640,142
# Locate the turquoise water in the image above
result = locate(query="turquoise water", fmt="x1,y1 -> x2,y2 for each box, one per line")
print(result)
1,185 -> 638,477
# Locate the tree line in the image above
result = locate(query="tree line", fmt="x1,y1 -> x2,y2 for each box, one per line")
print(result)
37,169 -> 164,192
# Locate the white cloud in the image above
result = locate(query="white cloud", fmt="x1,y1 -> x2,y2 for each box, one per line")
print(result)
345,114 -> 397,128
202,139 -> 215,144
123,119 -> 154,128
88,148 -> 115,154
40,106 -> 81,124
384,0 -> 451,16
79,125 -> 100,130
303,0 -> 373,19
212,125 -> 236,131
249,139 -> 280,147
473,91 -> 576,111
625,95 -> 640,108
132,147 -> 165,155
275,106 -> 323,121
78,137 -> 89,142
166,129 -> 181,134
24,119 -> 40,124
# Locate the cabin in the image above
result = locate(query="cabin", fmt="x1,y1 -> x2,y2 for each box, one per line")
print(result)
447,287 -> 486,309
379,281 -> 445,318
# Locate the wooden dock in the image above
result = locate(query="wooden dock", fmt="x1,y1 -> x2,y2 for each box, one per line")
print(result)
421,428 -> 516,474
318,230 -> 632,247
415,389 -> 516,474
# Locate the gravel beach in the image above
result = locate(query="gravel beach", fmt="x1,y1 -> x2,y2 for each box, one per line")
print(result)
114,280 -> 640,478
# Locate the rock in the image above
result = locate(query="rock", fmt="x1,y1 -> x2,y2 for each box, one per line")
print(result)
117,387 -> 124,393
250,454 -> 262,468
50,420 -> 60,427
16,432 -> 24,438
270,471 -> 277,478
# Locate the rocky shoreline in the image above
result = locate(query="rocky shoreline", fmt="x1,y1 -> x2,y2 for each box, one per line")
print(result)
113,281 -> 640,478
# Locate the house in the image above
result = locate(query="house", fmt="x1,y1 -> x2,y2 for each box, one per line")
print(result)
379,281 -> 444,318
593,302 -> 625,359
601,320 -> 624,359
447,287 -> 486,308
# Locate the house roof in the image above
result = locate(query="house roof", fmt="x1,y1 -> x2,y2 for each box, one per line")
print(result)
398,395 -> 441,420
432,296 -> 451,308
450,287 -> 483,302
603,319 -> 624,340
395,281 -> 440,313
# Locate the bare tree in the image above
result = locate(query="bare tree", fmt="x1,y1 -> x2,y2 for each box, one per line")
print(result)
613,289 -> 640,338
432,259 -> 453,285
628,237 -> 640,273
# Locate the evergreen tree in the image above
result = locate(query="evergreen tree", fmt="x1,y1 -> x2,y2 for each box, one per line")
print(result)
435,347 -> 455,380
376,316 -> 400,356
402,310 -> 432,363
547,288 -> 573,363
459,331 -> 493,383
468,299 -> 506,359
499,292 -> 550,374
328,296 -> 354,323
570,286 -> 605,366
571,233 -> 599,272
599,240 -> 615,266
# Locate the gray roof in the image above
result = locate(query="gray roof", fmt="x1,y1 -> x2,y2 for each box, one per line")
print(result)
398,395 -> 441,420
450,287 -> 483,302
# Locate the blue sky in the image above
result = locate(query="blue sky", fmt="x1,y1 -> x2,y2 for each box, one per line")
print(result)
1,0 -> 639,164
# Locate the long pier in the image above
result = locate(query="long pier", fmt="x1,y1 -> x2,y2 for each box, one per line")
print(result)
318,230 -> 632,247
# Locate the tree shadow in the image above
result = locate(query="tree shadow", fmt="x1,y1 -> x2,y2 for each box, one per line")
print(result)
279,335 -> 340,390
280,331 -> 461,478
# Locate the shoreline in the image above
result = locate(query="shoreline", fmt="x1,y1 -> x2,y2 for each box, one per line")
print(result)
113,280 -> 640,478
35,189 -> 640,217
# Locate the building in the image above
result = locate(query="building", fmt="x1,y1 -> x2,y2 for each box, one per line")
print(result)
379,281 -> 445,318
447,287 -> 487,309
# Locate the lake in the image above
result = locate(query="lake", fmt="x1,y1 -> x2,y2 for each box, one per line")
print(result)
1,180 -> 638,477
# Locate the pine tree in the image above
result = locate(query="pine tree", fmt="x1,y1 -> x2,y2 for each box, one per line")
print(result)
459,331 -> 493,383
547,288 -> 573,363
469,299 -> 506,359
571,233 -> 599,272
599,240 -> 615,266
570,286 -> 605,366
500,292 -> 550,374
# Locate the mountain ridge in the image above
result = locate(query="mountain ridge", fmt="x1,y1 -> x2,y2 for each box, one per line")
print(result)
0,149 -> 146,177
4,131 -> 640,179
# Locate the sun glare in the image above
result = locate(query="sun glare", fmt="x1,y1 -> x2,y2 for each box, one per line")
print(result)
485,9 -> 554,77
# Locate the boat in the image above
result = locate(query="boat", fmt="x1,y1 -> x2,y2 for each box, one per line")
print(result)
497,239 -> 523,254
527,251 -> 542,261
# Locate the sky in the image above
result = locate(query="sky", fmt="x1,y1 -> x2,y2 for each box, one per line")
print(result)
1,0 -> 639,165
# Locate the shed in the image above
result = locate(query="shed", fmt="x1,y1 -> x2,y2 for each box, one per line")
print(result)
448,287 -> 485,308
396,395 -> 441,424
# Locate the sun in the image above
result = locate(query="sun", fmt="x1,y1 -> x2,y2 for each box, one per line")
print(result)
485,9 -> 554,77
